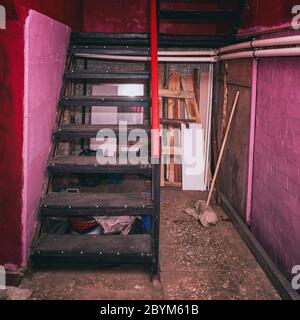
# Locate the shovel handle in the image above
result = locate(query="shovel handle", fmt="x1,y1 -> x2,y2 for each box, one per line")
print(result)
206,91 -> 240,207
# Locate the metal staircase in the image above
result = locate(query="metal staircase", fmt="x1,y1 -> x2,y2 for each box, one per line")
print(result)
31,32 -> 161,278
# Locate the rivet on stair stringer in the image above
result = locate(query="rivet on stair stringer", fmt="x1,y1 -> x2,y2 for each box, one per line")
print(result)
117,252 -> 120,256
80,251 -> 84,255
99,252 -> 103,255
124,205 -> 128,208
37,251 -> 41,255
141,253 -> 144,256
69,206 -> 72,209
61,251 -> 64,255
44,205 -> 48,208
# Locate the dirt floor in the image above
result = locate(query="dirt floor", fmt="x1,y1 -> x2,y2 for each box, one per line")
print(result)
19,189 -> 280,300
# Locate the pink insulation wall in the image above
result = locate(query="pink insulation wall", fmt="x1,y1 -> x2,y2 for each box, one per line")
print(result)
251,57 -> 300,281
22,10 -> 70,265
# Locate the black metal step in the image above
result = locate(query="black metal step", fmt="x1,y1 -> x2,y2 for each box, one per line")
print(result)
70,45 -> 150,56
64,71 -> 150,80
159,34 -> 237,48
160,9 -> 235,21
54,124 -> 150,139
71,32 -> 150,46
48,156 -> 152,175
59,96 -> 150,107
40,192 -> 153,217
31,234 -> 152,264
71,32 -> 240,49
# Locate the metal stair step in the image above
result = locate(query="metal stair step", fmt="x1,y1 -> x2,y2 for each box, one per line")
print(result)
48,156 -> 152,174
40,192 -> 153,217
160,9 -> 235,21
31,234 -> 152,264
64,71 -> 150,80
71,32 -> 150,46
70,46 -> 150,56
59,96 -> 150,107
53,124 -> 150,139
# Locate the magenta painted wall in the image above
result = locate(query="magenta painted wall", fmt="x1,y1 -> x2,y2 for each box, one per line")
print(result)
83,0 -> 148,33
240,0 -> 299,36
22,10 -> 70,265
251,57 -> 300,281
82,0 -> 233,35
0,18 -> 24,269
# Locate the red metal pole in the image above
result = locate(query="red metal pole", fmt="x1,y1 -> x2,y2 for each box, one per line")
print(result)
151,0 -> 160,159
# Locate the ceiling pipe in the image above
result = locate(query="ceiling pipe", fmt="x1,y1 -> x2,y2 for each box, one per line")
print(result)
220,35 -> 300,54
76,34 -> 300,63
159,56 -> 216,62
75,53 -> 217,63
219,47 -> 300,60
158,50 -> 215,56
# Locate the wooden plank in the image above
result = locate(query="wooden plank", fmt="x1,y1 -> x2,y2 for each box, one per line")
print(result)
181,73 -> 199,120
168,71 -> 180,119
158,64 -> 164,118
167,71 -> 181,184
159,88 -> 195,99
217,60 -> 252,219
159,64 -> 165,187
160,118 -> 196,127
199,72 -> 209,128
163,182 -> 182,188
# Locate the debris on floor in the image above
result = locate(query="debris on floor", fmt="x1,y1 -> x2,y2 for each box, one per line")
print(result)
19,190 -> 280,300
0,287 -> 32,301
184,200 -> 219,227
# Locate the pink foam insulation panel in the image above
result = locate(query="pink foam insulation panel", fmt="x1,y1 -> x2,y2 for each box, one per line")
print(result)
22,10 -> 70,265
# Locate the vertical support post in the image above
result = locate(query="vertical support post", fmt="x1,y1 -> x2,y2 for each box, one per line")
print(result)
81,58 -> 88,150
151,0 -> 161,279
211,62 -> 221,205
152,162 -> 161,279
204,64 -> 214,189
151,0 -> 160,161
246,59 -> 258,226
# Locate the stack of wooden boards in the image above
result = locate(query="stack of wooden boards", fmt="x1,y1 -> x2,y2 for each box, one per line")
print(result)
159,65 -> 210,189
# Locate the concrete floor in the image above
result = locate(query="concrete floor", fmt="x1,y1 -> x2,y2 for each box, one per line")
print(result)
20,189 -> 280,300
